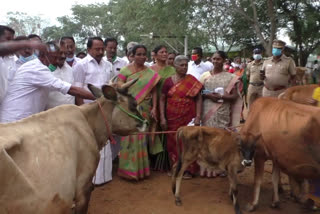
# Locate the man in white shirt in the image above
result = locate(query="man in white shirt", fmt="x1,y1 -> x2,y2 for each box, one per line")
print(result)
61,36 -> 80,67
0,25 -> 16,104
0,32 -> 46,104
0,41 -> 95,123
46,40 -> 75,109
187,47 -> 213,80
104,38 -> 127,77
73,37 -> 113,185
14,36 -> 37,69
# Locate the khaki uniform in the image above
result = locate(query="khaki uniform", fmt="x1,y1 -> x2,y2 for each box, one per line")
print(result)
246,60 -> 263,108
262,55 -> 296,97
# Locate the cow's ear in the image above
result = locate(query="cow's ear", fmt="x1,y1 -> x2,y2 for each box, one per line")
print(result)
88,84 -> 103,98
102,85 -> 118,101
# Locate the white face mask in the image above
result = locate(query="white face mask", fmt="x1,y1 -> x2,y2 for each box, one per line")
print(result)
253,54 -> 262,60
66,56 -> 75,62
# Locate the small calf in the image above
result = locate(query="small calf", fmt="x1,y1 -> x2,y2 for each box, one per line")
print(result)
171,126 -> 251,214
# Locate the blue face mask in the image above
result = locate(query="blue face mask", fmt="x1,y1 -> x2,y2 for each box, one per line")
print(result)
272,48 -> 282,56
19,55 -> 36,63
253,54 -> 262,60
66,56 -> 74,62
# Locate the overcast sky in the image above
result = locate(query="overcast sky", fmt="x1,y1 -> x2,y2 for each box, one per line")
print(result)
0,0 -> 108,25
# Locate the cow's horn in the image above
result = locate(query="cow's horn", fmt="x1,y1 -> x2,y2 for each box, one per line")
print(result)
109,75 -> 118,85
120,78 -> 138,89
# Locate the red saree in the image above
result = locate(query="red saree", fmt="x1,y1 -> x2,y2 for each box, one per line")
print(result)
163,75 -> 202,174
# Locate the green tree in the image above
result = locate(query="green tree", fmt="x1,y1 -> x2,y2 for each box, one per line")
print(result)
6,11 -> 48,36
278,0 -> 320,66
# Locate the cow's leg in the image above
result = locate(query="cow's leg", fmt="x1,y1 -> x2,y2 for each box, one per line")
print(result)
75,180 -> 94,214
289,176 -> 302,202
289,177 -> 309,204
174,157 -> 196,206
171,163 -> 178,194
228,165 -> 242,214
246,157 -> 265,212
271,163 -> 281,208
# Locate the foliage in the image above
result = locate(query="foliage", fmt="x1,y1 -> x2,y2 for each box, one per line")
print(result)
5,0 -> 320,63
6,12 -> 48,36
278,0 -> 320,66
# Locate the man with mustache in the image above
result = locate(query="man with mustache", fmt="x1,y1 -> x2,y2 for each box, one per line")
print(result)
46,40 -> 75,109
73,36 -> 114,185
60,36 -> 80,67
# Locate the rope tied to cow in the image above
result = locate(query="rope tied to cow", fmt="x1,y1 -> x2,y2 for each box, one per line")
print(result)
129,124 -> 243,135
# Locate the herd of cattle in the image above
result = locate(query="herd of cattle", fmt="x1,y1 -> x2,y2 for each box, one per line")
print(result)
172,83 -> 320,214
0,78 -> 319,214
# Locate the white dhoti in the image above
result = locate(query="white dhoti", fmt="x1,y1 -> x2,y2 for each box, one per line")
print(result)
92,142 -> 112,185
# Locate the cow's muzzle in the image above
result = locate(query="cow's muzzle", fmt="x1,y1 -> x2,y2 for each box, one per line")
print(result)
241,159 -> 253,167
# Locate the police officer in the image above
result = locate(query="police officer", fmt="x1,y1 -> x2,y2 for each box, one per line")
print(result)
261,40 -> 296,98
246,48 -> 264,109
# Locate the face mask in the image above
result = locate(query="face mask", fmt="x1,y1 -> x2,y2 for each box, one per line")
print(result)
48,64 -> 57,72
19,55 -> 36,63
224,65 -> 230,70
253,54 -> 262,60
233,63 -> 240,68
272,48 -> 282,56
191,54 -> 198,61
66,56 -> 74,62
34,50 -> 40,57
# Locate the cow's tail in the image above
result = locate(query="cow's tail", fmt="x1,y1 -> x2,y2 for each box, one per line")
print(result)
172,128 -> 184,195
232,192 -> 242,214
176,128 -> 183,175
278,91 -> 286,99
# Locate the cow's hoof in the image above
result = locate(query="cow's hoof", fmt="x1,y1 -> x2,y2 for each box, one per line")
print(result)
175,198 -> 182,206
271,201 -> 280,209
245,203 -> 256,212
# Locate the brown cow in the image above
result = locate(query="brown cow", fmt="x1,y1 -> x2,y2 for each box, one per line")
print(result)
172,126 -> 250,214
296,67 -> 308,85
0,81 -> 146,214
278,84 -> 318,105
240,97 -> 320,211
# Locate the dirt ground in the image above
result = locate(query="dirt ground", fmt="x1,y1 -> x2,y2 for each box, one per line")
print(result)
88,161 -> 309,214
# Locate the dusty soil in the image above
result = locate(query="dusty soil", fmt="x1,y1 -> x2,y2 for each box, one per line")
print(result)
88,161 -> 308,214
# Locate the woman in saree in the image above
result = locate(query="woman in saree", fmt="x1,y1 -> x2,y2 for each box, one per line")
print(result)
150,45 -> 176,93
149,45 -> 176,171
200,51 -> 242,178
159,55 -> 202,179
117,45 -> 161,180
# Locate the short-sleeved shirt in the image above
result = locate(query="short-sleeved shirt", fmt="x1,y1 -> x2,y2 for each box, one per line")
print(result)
0,58 -> 9,103
73,54 -> 112,103
187,61 -> 213,80
103,56 -> 128,77
0,56 -> 17,103
46,62 -> 75,109
247,60 -> 263,84
0,58 -> 71,123
262,55 -> 296,88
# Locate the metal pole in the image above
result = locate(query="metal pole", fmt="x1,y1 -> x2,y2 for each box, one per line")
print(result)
184,35 -> 188,56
